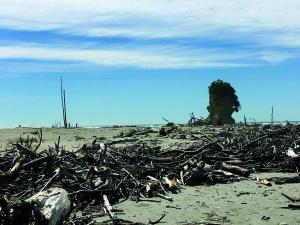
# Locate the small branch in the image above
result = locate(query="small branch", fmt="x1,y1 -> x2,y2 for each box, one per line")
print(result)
288,203 -> 300,209
33,128 -> 43,152
149,214 -> 166,224
40,168 -> 60,192
13,143 -> 37,158
281,192 -> 300,202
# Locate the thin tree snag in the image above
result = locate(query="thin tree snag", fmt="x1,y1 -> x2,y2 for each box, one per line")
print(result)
60,76 -> 64,127
60,76 -> 68,128
63,89 -> 67,127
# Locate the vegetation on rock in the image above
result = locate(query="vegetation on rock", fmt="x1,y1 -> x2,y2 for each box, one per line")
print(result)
207,79 -> 240,125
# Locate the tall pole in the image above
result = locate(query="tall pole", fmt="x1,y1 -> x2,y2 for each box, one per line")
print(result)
63,89 -> 67,127
271,106 -> 274,125
60,76 -> 64,127
60,76 -> 68,128
244,115 -> 247,125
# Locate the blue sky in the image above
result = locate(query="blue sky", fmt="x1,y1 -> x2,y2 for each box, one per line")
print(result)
0,0 -> 300,127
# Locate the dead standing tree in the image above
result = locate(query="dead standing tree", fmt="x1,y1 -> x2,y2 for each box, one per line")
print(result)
60,76 -> 68,128
207,80 -> 240,125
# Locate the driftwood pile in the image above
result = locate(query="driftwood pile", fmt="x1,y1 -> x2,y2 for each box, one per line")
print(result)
0,124 -> 300,225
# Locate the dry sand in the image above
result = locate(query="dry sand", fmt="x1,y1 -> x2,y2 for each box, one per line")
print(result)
113,172 -> 300,225
0,127 -> 299,225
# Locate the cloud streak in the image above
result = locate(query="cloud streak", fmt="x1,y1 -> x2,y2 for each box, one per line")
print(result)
0,44 -> 260,69
0,0 -> 300,69
1,1 -> 300,37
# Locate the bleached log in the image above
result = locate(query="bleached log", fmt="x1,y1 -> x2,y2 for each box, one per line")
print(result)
26,187 -> 71,225
156,193 -> 173,201
103,194 -> 115,219
221,162 -> 250,177
287,148 -> 298,157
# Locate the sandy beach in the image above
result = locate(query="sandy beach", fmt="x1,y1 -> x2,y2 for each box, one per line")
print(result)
1,126 -> 299,225
115,172 -> 300,225
1,1 -> 300,225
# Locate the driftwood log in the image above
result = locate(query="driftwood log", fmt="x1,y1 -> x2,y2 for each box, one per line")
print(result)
221,162 -> 250,177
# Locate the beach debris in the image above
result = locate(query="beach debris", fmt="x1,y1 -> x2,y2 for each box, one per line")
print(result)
162,176 -> 179,192
159,125 -> 177,137
236,191 -> 254,197
159,127 -> 167,136
261,215 -> 270,220
188,112 -> 210,126
26,187 -> 71,225
1,124 -> 300,224
162,117 -> 175,127
287,203 -> 300,209
220,162 -> 250,177
281,192 -> 300,210
103,194 -> 115,219
286,148 -> 300,168
273,175 -> 300,184
287,148 -> 298,158
148,214 -> 166,224
258,178 -> 272,186
281,192 -> 300,202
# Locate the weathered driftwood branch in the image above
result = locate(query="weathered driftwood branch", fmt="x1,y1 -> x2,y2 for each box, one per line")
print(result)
288,203 -> 300,209
13,143 -> 37,158
221,162 -> 250,177
0,160 -> 21,180
281,192 -> 300,202
103,194 -> 115,219
40,168 -> 60,192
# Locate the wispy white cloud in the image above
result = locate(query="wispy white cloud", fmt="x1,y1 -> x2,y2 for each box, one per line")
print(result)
0,0 -> 300,68
259,51 -> 300,64
1,0 -> 300,37
0,44 -> 259,69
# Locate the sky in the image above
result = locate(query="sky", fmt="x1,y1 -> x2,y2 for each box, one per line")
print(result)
0,0 -> 300,127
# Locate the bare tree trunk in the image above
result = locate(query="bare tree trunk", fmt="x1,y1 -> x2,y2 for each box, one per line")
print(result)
63,90 -> 67,128
60,77 -> 68,128
271,106 -> 274,125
